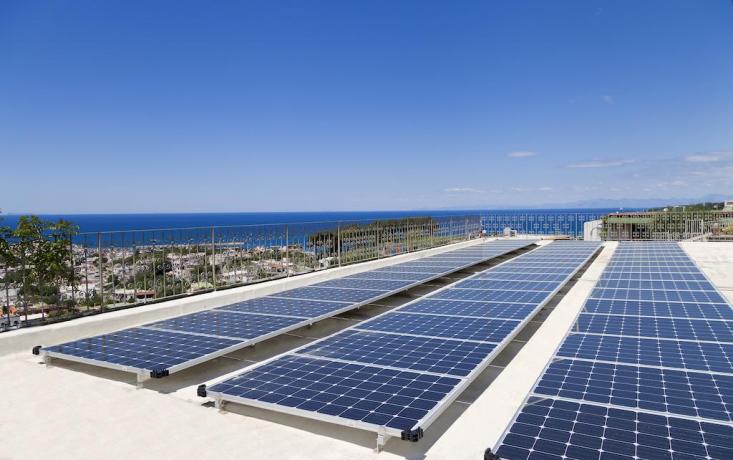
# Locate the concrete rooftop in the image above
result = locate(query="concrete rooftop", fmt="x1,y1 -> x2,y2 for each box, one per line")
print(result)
2,240 -> 732,460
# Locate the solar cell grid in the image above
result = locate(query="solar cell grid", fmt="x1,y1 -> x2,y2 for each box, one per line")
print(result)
314,278 -> 413,291
600,271 -> 708,281
453,279 -> 557,292
577,313 -> 733,344
433,288 -> 549,304
400,299 -> 537,319
583,298 -> 733,321
297,330 -> 497,376
208,355 -> 461,431
147,311 -> 305,340
535,358 -> 733,422
496,398 -> 733,460
557,333 -> 733,374
355,312 -> 520,343
272,286 -> 388,303
594,279 -> 715,291
590,287 -> 725,304
344,271 -> 427,281
473,272 -> 568,282
216,297 -> 351,317
44,328 -> 241,372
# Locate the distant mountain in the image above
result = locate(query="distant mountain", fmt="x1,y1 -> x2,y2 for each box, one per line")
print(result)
432,194 -> 731,211
551,194 -> 730,210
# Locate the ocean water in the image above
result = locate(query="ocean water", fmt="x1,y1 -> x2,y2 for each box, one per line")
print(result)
0,209 -> 623,234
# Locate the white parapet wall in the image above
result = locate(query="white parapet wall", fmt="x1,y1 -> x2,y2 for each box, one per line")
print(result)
0,237 -> 506,357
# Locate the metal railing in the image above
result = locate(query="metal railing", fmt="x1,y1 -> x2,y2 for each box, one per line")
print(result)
480,212 -> 605,239
602,211 -> 733,241
2,214 -> 481,329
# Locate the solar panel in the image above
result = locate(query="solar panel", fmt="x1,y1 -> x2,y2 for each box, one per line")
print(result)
495,241 -> 733,460
203,241 -> 602,445
582,298 -> 733,321
298,330 -> 496,376
38,238 -> 535,382
535,359 -> 733,422
497,398 -> 733,460
355,312 -> 520,343
216,297 -> 350,317
314,278 -> 414,291
205,355 -> 461,432
400,299 -> 537,319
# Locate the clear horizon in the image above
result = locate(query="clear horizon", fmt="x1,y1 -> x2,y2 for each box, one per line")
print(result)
2,1 -> 732,214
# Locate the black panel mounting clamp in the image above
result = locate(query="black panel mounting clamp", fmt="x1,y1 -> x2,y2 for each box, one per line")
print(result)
400,427 -> 424,442
484,448 -> 501,460
32,345 -> 42,356
197,384 -> 207,398
149,365 -> 170,378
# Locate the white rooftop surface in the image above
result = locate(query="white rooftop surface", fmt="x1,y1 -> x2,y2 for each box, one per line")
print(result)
2,240 -> 732,459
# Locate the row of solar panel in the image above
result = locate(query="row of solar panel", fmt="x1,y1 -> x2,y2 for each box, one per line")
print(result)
496,241 -> 733,460
41,239 -> 535,377
206,241 -> 602,437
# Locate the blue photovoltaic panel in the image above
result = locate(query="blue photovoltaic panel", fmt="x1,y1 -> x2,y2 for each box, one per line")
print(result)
534,359 -> 733,422
496,241 -> 733,459
207,355 -> 461,431
299,330 -> 496,376
433,289 -> 549,304
496,398 -> 733,460
582,298 -> 733,321
595,279 -> 715,291
372,266 -> 447,274
314,278 -> 414,291
557,333 -> 733,374
590,287 -> 726,304
344,271 -> 429,281
44,328 -> 241,371
208,241 -> 603,438
147,311 -> 306,339
600,271 -> 708,281
216,297 -> 350,318
454,279 -> 557,292
355,312 -> 520,343
400,299 -> 537,319
42,239 -> 536,377
272,286 -> 388,303
577,313 -> 733,343
473,272 -> 568,282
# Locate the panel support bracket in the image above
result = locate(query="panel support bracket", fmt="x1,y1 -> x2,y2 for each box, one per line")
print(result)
375,427 -> 390,452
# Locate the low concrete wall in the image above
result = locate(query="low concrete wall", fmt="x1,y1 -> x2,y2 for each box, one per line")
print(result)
1,238 -> 495,357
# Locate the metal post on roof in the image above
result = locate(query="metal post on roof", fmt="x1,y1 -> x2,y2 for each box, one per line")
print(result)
211,227 -> 217,291
98,232 -> 104,312
376,220 -> 380,260
337,222 -> 341,267
285,224 -> 290,277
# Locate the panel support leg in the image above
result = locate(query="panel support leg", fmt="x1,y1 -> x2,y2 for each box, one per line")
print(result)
42,354 -> 52,368
136,372 -> 147,389
215,397 -> 226,413
375,427 -> 390,452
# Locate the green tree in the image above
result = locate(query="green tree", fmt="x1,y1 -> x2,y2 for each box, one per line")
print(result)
12,216 -> 79,316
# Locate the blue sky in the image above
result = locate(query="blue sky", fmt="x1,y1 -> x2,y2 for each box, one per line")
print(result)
2,0 -> 732,213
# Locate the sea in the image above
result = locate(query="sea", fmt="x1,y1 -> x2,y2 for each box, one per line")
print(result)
0,209 -> 625,234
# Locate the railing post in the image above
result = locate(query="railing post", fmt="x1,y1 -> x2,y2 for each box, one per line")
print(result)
285,224 -> 290,277
211,227 -> 217,290
98,232 -> 104,312
376,221 -> 380,259
337,223 -> 341,267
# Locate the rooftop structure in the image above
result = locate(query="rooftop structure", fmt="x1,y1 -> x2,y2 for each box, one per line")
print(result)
2,238 -> 732,459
